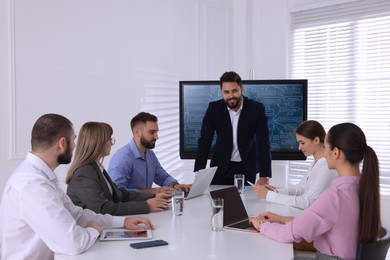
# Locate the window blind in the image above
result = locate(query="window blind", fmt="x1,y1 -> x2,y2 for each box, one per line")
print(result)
290,0 -> 390,195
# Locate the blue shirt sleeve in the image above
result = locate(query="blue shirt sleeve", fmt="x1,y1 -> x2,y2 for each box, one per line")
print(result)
108,144 -> 138,191
147,150 -> 177,187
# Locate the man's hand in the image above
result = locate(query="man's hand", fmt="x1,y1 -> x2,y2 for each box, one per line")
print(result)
124,217 -> 155,230
172,184 -> 192,192
86,220 -> 103,235
256,177 -> 269,185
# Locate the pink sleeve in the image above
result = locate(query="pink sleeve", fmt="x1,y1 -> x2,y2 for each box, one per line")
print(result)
260,189 -> 340,243
260,221 -> 297,243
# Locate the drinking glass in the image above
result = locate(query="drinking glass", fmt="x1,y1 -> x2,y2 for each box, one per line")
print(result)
211,198 -> 224,231
172,190 -> 184,216
234,174 -> 245,194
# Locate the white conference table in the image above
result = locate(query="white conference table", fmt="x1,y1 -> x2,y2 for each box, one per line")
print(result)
55,186 -> 302,260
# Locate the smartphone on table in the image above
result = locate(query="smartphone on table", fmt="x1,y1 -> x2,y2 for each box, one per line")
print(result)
130,240 -> 168,249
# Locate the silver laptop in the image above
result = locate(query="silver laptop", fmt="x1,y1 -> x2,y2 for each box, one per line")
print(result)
184,166 -> 217,200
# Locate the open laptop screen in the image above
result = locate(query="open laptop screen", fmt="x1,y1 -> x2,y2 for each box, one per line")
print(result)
210,186 -> 249,226
185,166 -> 217,200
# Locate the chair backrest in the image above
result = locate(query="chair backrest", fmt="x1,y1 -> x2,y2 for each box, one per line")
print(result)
356,227 -> 390,260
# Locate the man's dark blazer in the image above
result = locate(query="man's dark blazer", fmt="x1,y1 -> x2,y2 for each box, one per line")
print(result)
194,96 -> 272,183
67,162 -> 154,216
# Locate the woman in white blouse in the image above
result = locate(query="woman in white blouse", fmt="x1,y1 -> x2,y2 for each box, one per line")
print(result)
252,120 -> 338,210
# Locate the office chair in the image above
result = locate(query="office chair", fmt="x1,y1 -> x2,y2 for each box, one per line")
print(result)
356,227 -> 390,260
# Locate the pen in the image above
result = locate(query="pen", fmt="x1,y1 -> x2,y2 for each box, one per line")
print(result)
248,181 -> 278,193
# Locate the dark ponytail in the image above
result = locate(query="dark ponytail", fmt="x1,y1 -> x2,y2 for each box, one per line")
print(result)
359,145 -> 381,242
327,123 -> 381,242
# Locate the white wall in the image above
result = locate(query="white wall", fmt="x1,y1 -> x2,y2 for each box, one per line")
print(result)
0,0 -> 251,196
0,0 -> 354,197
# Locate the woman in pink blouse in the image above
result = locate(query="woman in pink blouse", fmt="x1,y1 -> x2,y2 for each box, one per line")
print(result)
250,123 -> 382,260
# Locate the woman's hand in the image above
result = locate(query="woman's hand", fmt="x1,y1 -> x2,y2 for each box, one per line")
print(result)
251,184 -> 269,198
146,197 -> 169,212
155,192 -> 172,200
253,211 -> 293,224
249,217 -> 267,231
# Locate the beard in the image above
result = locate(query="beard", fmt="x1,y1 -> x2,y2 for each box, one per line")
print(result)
57,139 -> 73,164
224,96 -> 241,109
140,135 -> 156,149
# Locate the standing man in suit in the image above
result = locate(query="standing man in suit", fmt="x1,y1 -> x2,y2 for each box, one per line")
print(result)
194,71 -> 272,185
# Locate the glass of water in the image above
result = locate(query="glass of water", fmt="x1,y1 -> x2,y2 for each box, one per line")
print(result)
211,198 -> 224,231
234,174 -> 245,194
171,190 -> 184,216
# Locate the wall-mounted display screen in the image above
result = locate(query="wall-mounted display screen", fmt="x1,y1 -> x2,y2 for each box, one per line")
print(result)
179,80 -> 308,160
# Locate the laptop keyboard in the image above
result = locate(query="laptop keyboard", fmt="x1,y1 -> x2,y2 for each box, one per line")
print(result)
229,220 -> 252,229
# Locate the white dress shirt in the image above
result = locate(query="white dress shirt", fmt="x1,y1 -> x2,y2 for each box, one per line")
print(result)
0,152 -> 125,260
266,157 -> 338,209
228,99 -> 243,162
98,164 -> 113,196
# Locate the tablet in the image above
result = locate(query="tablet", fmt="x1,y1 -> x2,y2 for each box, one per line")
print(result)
100,229 -> 153,241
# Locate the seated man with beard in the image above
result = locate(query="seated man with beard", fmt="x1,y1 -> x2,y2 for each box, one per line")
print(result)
108,112 -> 191,195
0,114 -> 154,260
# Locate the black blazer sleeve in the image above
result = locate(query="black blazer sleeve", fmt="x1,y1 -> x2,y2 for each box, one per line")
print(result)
66,163 -> 153,216
194,101 -> 217,172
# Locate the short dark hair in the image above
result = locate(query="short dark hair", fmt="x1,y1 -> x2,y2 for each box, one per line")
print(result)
220,71 -> 242,89
130,112 -> 158,130
31,113 -> 73,150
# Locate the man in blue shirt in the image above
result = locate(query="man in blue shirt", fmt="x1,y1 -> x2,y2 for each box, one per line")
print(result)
108,112 -> 191,194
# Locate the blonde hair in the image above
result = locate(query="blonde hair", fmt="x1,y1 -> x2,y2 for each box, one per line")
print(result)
66,122 -> 113,184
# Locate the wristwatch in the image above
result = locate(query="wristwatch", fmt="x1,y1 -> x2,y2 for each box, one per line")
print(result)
171,182 -> 179,188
